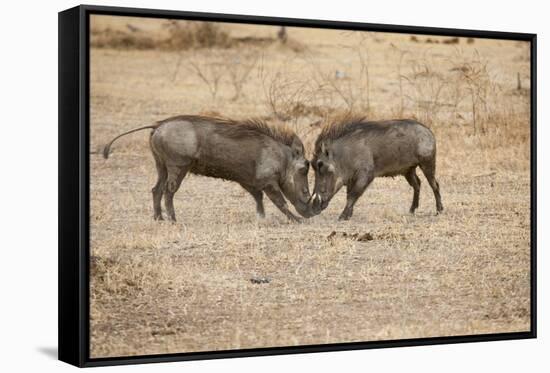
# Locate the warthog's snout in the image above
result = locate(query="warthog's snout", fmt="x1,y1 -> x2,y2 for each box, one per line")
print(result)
309,192 -> 328,216
294,200 -> 315,218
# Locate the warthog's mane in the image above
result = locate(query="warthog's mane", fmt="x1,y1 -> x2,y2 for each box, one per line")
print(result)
315,117 -> 420,154
315,116 -> 370,153
158,115 -> 298,147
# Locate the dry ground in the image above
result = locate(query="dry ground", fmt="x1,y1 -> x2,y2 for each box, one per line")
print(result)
89,16 -> 531,357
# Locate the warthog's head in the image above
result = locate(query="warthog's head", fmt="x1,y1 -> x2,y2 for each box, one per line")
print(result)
310,141 -> 345,215
280,137 -> 314,218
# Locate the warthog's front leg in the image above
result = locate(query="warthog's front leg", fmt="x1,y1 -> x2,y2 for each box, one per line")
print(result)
251,190 -> 265,218
339,169 -> 374,221
241,185 -> 265,218
263,184 -> 302,223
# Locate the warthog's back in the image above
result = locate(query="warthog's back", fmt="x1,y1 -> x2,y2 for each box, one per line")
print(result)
150,116 -> 289,183
363,120 -> 436,177
323,119 -> 436,177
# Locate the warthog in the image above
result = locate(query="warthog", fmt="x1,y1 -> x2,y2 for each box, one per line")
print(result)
103,115 -> 313,222
310,118 -> 443,220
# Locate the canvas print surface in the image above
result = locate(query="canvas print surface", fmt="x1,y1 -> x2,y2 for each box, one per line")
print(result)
89,14 -> 531,358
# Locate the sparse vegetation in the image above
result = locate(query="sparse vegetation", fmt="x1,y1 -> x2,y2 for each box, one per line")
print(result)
91,18 -> 306,52
163,20 -> 231,50
227,51 -> 261,100
91,20 -> 232,50
187,55 -> 226,102
89,15 -> 531,358
260,67 -> 315,122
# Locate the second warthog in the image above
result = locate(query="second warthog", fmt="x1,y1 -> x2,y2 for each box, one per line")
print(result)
310,118 -> 443,220
103,115 -> 313,222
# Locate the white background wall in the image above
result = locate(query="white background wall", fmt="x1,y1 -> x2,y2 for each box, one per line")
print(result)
0,0 -> 546,371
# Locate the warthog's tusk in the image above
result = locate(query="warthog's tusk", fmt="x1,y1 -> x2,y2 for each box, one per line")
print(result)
313,193 -> 322,205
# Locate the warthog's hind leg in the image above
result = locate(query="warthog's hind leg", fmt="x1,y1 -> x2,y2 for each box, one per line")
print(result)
404,167 -> 421,214
152,158 -> 167,220
164,165 -> 188,222
419,160 -> 443,214
339,169 -> 374,221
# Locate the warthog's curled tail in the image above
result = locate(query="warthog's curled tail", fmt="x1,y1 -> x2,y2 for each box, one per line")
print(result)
103,124 -> 160,159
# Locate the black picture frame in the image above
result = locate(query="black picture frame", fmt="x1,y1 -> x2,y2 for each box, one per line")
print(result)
58,4 -> 537,368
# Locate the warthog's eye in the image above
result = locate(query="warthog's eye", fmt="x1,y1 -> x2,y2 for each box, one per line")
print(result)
317,160 -> 324,170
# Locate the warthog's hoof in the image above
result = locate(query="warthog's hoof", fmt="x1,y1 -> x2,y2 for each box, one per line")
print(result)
285,213 -> 303,223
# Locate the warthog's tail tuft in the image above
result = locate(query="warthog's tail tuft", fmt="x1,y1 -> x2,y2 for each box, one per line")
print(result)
102,124 -> 159,159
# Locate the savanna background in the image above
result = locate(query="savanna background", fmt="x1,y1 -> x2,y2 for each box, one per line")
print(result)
89,15 -> 531,358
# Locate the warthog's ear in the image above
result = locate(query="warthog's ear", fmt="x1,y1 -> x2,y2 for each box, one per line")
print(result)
291,137 -> 304,157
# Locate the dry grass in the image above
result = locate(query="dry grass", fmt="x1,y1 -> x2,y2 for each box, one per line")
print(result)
89,15 -> 531,358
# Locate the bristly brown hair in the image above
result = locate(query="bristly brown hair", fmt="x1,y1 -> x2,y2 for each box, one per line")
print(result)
157,115 -> 298,147
315,115 -> 368,145
315,116 -> 427,155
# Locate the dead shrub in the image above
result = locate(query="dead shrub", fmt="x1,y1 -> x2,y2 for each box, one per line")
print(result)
401,61 -> 449,125
91,21 -> 232,51
90,28 -> 155,49
227,51 -> 261,100
304,34 -> 372,117
258,58 -> 315,122
162,20 -> 232,50
91,21 -> 306,53
188,58 -> 226,102
449,57 -> 491,134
